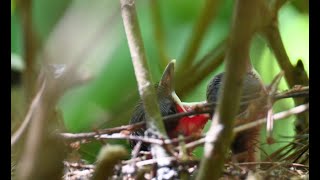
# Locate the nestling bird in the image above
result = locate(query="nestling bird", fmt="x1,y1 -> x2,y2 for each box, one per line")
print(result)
129,60 -> 209,151
206,61 -> 268,162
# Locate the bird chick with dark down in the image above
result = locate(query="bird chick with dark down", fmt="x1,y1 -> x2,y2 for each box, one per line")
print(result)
206,63 -> 268,162
129,60 -> 209,151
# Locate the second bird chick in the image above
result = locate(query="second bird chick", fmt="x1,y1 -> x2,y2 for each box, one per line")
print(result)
206,67 -> 268,162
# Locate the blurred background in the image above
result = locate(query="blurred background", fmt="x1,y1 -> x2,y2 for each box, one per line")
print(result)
11,0 -> 309,163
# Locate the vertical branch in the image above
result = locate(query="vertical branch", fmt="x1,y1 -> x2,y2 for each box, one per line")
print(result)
196,0 -> 262,179
263,27 -> 296,87
120,0 -> 167,137
16,79 -> 66,180
120,2 -> 174,178
273,0 -> 288,12
261,1 -> 309,133
17,0 -> 38,102
149,0 -> 169,71
177,0 -> 221,74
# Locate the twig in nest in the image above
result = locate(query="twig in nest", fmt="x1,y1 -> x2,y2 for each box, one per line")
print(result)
60,85 -> 308,142
266,71 -> 284,140
60,109 -> 211,141
132,141 -> 142,158
100,134 -> 163,145
267,127 -> 309,164
274,86 -> 309,101
234,161 -> 309,168
184,103 -> 309,150
61,132 -> 200,149
63,161 -> 95,170
236,103 -> 309,133
123,156 -> 199,168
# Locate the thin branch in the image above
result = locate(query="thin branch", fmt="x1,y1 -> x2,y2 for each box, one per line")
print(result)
11,80 -> 46,146
193,39 -> 226,74
61,130 -> 199,148
184,138 -> 206,150
15,79 -> 65,180
59,108 -> 211,141
185,103 -> 309,150
263,27 -> 296,88
62,133 -> 163,145
234,103 -> 309,133
61,123 -> 144,140
131,141 -> 142,158
120,0 -> 167,136
260,3 -> 309,133
149,0 -> 169,70
196,0 -> 270,179
120,0 -> 174,177
177,0 -> 221,74
59,85 -> 308,142
17,0 -> 39,101
274,86 -> 309,101
234,161 -> 309,168
60,102 -> 309,170
122,156 -> 199,168
63,161 -> 95,170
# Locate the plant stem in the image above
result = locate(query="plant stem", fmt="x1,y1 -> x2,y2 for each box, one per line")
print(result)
262,9 -> 309,133
120,0 -> 168,137
177,0 -> 221,74
18,0 -> 39,102
149,0 -> 169,70
196,0 -> 263,179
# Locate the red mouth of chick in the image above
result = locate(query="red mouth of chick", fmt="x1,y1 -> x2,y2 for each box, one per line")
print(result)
168,104 -> 210,138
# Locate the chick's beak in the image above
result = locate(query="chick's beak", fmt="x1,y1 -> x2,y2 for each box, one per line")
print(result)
172,92 -> 210,119
160,59 -> 210,118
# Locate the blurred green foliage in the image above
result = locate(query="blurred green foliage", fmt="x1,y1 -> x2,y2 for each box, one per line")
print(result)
11,0 -> 308,162
11,0 -> 15,15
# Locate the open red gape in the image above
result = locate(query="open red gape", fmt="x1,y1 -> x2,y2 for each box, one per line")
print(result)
168,104 -> 210,138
